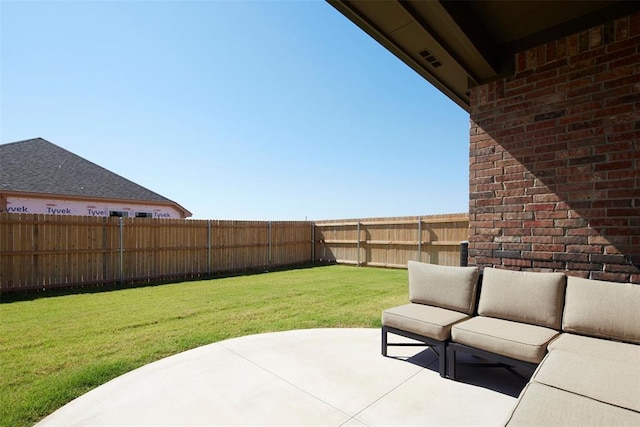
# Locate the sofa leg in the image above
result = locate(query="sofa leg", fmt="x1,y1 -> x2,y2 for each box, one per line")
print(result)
438,343 -> 447,377
381,327 -> 388,356
448,345 -> 457,380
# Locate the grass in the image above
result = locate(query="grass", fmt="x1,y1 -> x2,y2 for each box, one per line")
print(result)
0,265 -> 408,427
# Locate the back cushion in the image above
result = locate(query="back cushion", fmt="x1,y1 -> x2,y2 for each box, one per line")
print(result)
563,276 -> 640,344
478,268 -> 566,329
408,261 -> 479,315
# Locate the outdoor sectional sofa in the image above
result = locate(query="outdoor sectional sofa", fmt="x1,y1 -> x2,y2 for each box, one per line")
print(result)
381,261 -> 479,377
504,275 -> 640,426
382,261 -> 640,426
447,267 -> 566,379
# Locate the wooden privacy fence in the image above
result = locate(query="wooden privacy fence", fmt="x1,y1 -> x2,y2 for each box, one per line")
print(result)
0,213 -> 470,292
0,214 -> 312,292
314,213 -> 470,268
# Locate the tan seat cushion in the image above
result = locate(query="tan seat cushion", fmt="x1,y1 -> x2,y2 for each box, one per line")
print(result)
563,276 -> 640,344
548,333 -> 640,364
505,382 -> 640,427
533,350 -> 640,413
382,303 -> 470,341
451,316 -> 559,363
408,261 -> 479,315
478,267 -> 566,329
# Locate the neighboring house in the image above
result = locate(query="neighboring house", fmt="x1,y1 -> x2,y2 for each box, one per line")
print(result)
0,138 -> 192,219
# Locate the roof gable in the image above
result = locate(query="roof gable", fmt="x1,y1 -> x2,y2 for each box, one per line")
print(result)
0,138 -> 182,207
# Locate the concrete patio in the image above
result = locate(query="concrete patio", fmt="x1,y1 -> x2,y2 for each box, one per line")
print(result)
36,328 -> 528,426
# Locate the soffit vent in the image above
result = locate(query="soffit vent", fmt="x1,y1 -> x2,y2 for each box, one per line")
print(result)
419,49 -> 442,68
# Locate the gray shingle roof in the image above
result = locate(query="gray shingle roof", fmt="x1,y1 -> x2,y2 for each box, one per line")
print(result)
0,138 -> 180,206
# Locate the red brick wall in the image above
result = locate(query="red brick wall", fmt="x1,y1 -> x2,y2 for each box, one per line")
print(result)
468,13 -> 640,284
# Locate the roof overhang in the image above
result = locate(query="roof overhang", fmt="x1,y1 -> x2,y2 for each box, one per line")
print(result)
328,0 -> 640,112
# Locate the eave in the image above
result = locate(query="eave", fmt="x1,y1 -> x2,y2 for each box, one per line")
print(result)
328,0 -> 640,112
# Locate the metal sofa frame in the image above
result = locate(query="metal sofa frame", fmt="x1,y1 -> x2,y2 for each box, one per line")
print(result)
447,342 -> 538,381
382,325 -> 448,377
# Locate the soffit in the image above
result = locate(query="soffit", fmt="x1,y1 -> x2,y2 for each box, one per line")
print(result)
328,0 -> 639,111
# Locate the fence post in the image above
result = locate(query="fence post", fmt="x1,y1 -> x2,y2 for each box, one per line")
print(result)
268,221 -> 272,269
311,222 -> 315,263
102,217 -> 108,282
417,217 -> 422,262
119,217 -> 124,285
356,222 -> 361,266
207,219 -> 212,276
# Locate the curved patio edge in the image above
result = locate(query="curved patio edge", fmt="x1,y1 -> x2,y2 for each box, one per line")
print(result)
37,328 -> 517,427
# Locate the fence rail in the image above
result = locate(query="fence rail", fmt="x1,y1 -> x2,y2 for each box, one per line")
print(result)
0,213 -> 469,292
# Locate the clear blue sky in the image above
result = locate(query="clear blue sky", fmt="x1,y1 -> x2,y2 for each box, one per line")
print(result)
1,0 -> 469,220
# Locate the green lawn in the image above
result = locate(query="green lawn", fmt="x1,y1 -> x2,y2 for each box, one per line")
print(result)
0,265 -> 407,427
